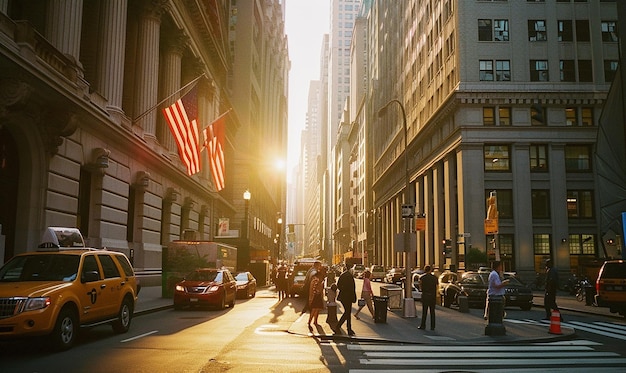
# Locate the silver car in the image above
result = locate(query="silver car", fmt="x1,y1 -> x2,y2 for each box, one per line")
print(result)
369,265 -> 386,281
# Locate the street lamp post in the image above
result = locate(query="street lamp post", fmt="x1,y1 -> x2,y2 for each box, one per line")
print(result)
378,99 -> 416,318
242,190 -> 251,271
277,215 -> 283,263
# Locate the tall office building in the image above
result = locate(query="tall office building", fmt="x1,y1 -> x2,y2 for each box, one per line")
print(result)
367,0 -> 618,280
324,0 -> 362,264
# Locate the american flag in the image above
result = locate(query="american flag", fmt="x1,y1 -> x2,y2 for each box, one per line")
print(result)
204,113 -> 227,191
162,86 -> 201,175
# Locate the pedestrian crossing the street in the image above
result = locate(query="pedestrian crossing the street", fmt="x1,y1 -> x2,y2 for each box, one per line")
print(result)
347,339 -> 626,372
508,318 -> 626,341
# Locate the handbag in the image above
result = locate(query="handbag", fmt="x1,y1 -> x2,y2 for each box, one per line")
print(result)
358,298 -> 366,307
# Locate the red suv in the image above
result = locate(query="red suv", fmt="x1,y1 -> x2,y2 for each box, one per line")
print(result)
173,268 -> 236,310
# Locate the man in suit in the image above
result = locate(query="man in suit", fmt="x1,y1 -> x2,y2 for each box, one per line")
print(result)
334,265 -> 356,336
418,265 -> 438,330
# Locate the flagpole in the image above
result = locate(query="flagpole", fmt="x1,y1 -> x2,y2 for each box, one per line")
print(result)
199,108 -> 233,152
132,73 -> 207,124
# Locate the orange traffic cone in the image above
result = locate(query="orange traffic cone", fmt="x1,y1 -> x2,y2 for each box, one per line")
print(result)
548,309 -> 562,335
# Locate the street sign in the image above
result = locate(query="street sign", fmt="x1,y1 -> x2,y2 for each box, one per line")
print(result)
484,219 -> 498,235
415,216 -> 426,231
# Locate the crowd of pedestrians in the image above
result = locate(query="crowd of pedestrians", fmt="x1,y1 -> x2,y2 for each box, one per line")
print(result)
273,257 -> 570,338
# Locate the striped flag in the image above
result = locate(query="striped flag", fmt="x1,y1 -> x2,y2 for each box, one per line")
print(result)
204,113 -> 227,191
162,86 -> 201,175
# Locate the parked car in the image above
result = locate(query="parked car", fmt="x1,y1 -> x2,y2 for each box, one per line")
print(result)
0,227 -> 139,351
234,271 -> 257,299
438,271 -> 458,304
369,265 -> 386,281
351,264 -> 366,278
411,272 -> 423,301
441,271 -> 533,310
173,268 -> 236,310
595,260 -> 626,317
385,267 -> 405,284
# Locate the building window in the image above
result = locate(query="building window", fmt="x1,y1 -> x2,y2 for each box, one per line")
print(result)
495,60 -> 511,81
601,21 -> 618,42
532,190 -> 550,219
578,59 -> 593,82
530,60 -> 549,81
565,107 -> 577,126
560,60 -> 575,82
565,144 -> 592,171
499,234 -> 514,257
530,104 -> 547,126
569,234 -> 596,255
533,234 -> 551,255
530,144 -> 548,171
567,190 -> 594,218
478,19 -> 493,41
494,19 -> 509,41
604,60 -> 618,82
581,107 -> 594,126
499,107 -> 511,126
479,60 -> 494,81
483,107 -> 495,126
485,189 -> 513,219
558,20 -> 573,41
575,20 -> 591,42
484,145 -> 510,171
528,20 -> 547,41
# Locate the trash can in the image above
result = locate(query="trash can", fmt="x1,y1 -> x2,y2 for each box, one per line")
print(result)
380,285 -> 403,309
373,295 -> 389,323
585,285 -> 596,306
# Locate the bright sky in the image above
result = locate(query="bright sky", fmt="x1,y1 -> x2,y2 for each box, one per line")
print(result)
284,1 -> 330,182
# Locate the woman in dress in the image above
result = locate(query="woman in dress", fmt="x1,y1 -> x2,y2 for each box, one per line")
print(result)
354,270 -> 375,320
308,271 -> 325,327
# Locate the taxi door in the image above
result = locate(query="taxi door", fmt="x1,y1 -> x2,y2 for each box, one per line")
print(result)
94,254 -> 125,317
77,254 -> 108,322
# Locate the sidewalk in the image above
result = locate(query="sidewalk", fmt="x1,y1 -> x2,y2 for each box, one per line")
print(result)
136,285 -> 626,344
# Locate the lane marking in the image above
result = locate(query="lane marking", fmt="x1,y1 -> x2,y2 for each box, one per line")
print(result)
120,330 -> 158,342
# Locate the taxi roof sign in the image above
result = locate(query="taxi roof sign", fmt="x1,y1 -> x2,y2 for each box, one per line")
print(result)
40,227 -> 85,248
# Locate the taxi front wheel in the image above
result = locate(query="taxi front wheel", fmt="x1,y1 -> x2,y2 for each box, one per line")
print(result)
50,308 -> 77,351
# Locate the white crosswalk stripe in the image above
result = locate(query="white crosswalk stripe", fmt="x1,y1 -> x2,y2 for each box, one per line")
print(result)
512,318 -> 626,341
347,339 -> 626,372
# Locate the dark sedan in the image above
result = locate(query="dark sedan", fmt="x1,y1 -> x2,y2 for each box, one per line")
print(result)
442,271 -> 533,310
235,271 -> 257,298
173,268 -> 237,310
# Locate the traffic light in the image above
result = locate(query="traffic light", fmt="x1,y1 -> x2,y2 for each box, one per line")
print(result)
442,239 -> 452,257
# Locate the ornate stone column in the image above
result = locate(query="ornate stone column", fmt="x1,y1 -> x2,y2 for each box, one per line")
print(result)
96,0 -> 128,121
158,29 -> 187,153
133,0 -> 166,141
45,0 -> 83,61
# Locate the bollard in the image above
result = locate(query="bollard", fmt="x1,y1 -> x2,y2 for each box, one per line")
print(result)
458,295 -> 469,313
484,296 -> 506,336
326,304 -> 338,324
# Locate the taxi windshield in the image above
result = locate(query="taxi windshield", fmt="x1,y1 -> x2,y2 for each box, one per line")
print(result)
0,254 -> 80,282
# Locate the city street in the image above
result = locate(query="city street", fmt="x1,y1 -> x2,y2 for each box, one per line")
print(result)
1,281 -> 625,372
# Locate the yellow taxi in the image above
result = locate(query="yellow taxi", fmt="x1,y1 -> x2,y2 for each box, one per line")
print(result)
595,259 -> 626,317
0,228 -> 139,350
